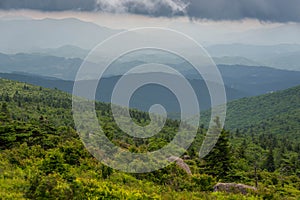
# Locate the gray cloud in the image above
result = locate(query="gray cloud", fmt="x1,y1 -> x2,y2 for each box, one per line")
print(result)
95,0 -> 188,16
187,0 -> 300,23
0,0 -> 97,11
1,0 -> 300,23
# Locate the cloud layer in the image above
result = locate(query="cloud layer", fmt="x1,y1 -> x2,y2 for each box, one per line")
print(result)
95,0 -> 188,16
187,0 -> 300,23
1,0 -> 300,22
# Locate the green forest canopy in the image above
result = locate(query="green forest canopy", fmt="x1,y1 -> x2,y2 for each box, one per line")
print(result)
0,78 -> 299,199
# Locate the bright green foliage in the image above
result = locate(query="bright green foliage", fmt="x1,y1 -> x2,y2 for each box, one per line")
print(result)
0,78 -> 299,199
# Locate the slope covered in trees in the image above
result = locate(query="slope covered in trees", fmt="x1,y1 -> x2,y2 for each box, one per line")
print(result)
0,78 -> 299,199
201,84 -> 300,142
223,85 -> 300,131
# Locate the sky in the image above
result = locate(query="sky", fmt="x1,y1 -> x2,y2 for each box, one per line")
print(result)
1,0 -> 300,23
0,0 -> 299,49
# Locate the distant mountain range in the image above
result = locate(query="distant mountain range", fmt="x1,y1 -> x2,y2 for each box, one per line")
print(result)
216,64 -> 300,96
30,45 -> 90,59
207,43 -> 300,71
0,52 -> 81,80
0,42 -> 299,113
1,61 -> 300,113
1,17 -> 299,71
28,43 -> 300,71
0,18 -> 120,53
1,50 -> 300,84
0,72 -> 240,113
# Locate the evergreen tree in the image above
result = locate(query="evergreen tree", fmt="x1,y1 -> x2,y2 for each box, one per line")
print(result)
264,149 -> 275,172
1,102 -> 9,115
237,139 -> 247,159
0,102 -> 10,120
203,118 -> 232,180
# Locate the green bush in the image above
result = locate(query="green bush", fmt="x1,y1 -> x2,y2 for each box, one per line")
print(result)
191,174 -> 217,191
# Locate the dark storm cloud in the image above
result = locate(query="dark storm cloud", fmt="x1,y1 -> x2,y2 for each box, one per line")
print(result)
1,0 -> 300,23
0,0 -> 97,11
187,0 -> 300,23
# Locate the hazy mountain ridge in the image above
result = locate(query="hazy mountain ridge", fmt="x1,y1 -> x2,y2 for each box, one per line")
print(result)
30,45 -> 90,59
0,72 -> 243,112
1,17 -> 300,71
0,52 -> 81,80
0,45 -> 299,113
207,43 -> 300,71
0,18 -> 121,53
0,65 -> 300,114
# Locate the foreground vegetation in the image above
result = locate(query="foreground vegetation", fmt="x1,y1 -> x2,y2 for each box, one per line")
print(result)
0,78 -> 299,199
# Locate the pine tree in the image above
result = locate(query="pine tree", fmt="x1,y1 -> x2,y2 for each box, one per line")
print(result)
203,118 -> 232,180
0,102 -> 10,121
264,149 -> 275,172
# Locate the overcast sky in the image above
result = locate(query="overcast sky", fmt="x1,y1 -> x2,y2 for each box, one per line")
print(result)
0,1 -> 299,50
1,0 -> 300,23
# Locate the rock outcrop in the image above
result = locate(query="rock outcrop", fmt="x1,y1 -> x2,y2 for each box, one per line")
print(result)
168,156 -> 192,175
213,183 -> 257,194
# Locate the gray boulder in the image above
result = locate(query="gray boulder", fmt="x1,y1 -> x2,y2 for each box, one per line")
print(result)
214,183 -> 257,195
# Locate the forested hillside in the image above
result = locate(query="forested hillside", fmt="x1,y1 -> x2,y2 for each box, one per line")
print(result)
210,85 -> 300,158
0,78 -> 299,199
201,84 -> 300,142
